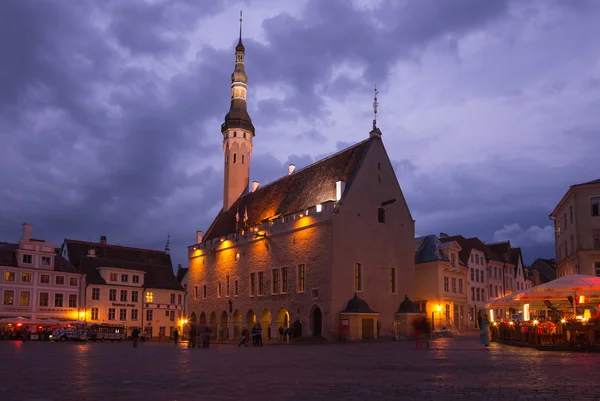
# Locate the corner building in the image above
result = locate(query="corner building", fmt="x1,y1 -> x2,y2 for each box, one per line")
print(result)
188,23 -> 416,341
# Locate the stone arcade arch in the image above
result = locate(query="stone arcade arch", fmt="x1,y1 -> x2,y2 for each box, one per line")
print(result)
209,312 -> 217,339
190,312 -> 197,324
233,310 -> 242,339
199,312 -> 206,324
220,311 -> 229,340
260,309 -> 272,340
246,309 -> 256,330
310,305 -> 323,337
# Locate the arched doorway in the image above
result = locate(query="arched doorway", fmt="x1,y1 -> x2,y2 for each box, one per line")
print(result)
209,312 -> 217,339
233,310 -> 242,339
311,306 -> 322,337
246,309 -> 256,330
260,309 -> 272,339
199,312 -> 206,324
276,308 -> 290,341
292,319 -> 303,339
220,311 -> 229,340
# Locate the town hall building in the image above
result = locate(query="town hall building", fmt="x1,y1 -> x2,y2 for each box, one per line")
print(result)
187,18 -> 416,341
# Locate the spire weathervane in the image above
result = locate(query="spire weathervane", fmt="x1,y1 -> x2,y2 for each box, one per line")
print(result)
239,10 -> 243,43
372,85 -> 379,130
165,233 -> 171,252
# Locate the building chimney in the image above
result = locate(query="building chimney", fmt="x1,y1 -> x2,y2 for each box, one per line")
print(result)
196,230 -> 203,244
335,181 -> 346,201
288,164 -> 296,175
100,236 -> 107,244
87,248 -> 96,258
252,181 -> 260,192
22,223 -> 32,241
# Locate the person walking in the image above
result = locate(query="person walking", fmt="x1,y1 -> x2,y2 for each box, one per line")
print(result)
251,324 -> 258,347
413,315 -> 424,349
188,324 -> 197,348
173,328 -> 179,346
480,315 -> 491,349
132,327 -> 140,348
422,316 -> 431,349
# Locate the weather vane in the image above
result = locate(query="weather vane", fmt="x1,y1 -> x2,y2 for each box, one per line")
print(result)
372,85 -> 379,130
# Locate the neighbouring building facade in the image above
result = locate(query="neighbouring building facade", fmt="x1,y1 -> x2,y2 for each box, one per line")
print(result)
550,178 -> 600,277
440,235 -> 489,329
414,235 -> 468,330
0,224 -> 84,321
188,22 -> 415,342
176,265 -> 189,323
60,237 -> 186,339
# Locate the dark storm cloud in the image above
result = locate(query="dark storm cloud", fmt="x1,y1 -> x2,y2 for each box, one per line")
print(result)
1,0 -> 599,270
246,0 -> 511,124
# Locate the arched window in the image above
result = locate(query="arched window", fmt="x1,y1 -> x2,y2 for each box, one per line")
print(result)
233,153 -> 237,163
225,153 -> 228,164
242,155 -> 245,164
243,132 -> 246,139
233,132 -> 237,137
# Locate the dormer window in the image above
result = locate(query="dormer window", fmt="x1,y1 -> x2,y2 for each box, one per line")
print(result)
121,274 -> 128,283
133,275 -> 140,284
22,254 -> 32,264
110,273 -> 118,282
41,256 -> 51,266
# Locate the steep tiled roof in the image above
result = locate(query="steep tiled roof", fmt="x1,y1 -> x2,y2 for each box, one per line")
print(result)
62,239 -> 183,291
439,235 -> 490,265
0,242 -> 77,273
176,266 -> 189,282
572,178 -> 600,187
203,138 -> 375,242
487,241 -> 512,261
530,258 -> 557,283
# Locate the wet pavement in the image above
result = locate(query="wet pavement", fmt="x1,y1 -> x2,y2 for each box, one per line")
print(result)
1,333 -> 599,400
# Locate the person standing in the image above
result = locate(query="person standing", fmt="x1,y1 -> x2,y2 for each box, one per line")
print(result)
256,323 -> 263,347
251,324 -> 257,347
422,316 -> 431,349
413,316 -> 423,349
132,327 -> 140,348
480,315 -> 491,349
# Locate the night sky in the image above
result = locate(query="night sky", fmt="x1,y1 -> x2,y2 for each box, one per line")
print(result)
2,0 -> 599,269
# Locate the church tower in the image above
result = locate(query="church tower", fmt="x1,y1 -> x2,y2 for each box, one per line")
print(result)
221,12 -> 255,212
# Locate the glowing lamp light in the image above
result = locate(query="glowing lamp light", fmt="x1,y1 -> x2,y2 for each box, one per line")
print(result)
533,320 -> 538,325
436,305 -> 443,312
584,309 -> 592,319
16,323 -> 22,327
316,204 -> 322,213
220,238 -> 224,242
79,312 -> 86,319
509,321 -> 514,325
579,295 -> 586,304
561,319 -> 566,324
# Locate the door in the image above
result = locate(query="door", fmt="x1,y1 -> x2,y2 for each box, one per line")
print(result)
312,307 -> 322,336
292,320 -> 303,338
362,318 -> 374,339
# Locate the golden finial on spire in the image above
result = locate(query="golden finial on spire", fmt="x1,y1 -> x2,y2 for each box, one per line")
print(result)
372,85 -> 379,130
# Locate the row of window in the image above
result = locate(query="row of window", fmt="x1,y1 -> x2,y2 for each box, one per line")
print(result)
470,253 -> 484,265
471,287 -> 486,302
470,268 -> 485,283
3,271 -> 78,286
108,273 -> 140,284
91,308 -> 183,322
443,277 -> 464,294
2,290 -> 77,308
19,254 -> 52,265
90,288 -> 182,305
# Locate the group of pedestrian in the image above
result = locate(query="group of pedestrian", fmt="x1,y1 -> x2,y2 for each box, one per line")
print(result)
183,324 -> 212,348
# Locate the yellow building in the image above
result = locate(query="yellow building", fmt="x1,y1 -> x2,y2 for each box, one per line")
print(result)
414,235 -> 468,330
550,178 -> 600,277
60,237 -> 186,340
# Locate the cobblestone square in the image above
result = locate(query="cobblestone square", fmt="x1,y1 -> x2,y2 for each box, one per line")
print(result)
1,334 -> 599,400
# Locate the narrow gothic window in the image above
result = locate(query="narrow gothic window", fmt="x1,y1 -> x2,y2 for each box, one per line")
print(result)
378,207 -> 386,223
225,153 -> 228,164
243,132 -> 247,138
233,153 -> 237,163
234,132 -> 237,137
242,155 -> 245,164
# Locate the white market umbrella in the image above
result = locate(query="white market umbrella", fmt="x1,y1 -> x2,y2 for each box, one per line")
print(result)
532,274 -> 600,293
